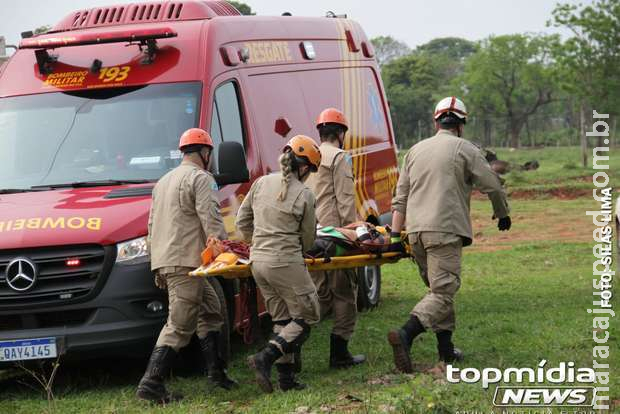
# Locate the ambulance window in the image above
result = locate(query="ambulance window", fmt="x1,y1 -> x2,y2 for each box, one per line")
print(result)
213,81 -> 245,149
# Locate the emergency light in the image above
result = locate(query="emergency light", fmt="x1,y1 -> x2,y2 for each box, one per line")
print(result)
18,27 -> 177,74
18,27 -> 177,49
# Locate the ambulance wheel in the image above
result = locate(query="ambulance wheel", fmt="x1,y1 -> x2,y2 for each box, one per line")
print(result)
357,265 -> 381,311
208,277 -> 231,363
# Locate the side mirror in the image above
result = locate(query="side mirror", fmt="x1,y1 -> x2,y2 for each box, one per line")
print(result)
214,141 -> 249,186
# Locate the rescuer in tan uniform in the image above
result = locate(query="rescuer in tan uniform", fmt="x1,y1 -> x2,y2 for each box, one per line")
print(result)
236,135 -> 321,393
305,108 -> 365,368
137,128 -> 236,404
387,97 -> 512,373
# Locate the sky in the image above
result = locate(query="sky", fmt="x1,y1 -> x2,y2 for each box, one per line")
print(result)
1,0 -> 586,53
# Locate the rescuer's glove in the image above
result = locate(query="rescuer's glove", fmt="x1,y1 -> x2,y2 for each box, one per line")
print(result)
388,231 -> 406,254
155,273 -> 167,289
498,216 -> 512,231
390,231 -> 402,244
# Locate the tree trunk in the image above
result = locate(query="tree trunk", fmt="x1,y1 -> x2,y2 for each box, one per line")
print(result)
484,119 -> 492,147
580,103 -> 587,167
509,120 -> 523,148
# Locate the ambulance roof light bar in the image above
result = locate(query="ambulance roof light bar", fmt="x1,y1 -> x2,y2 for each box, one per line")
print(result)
18,27 -> 177,74
19,27 -> 177,50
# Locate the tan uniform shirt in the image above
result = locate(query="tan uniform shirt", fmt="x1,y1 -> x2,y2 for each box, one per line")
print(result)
147,160 -> 226,271
305,142 -> 356,227
236,172 -> 316,263
392,130 -> 509,246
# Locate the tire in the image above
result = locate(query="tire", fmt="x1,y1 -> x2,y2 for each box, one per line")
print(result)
356,265 -> 381,311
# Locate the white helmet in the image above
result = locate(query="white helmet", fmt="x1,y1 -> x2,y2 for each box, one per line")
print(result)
433,96 -> 468,124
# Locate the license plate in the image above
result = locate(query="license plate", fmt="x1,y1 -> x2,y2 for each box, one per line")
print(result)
0,337 -> 57,362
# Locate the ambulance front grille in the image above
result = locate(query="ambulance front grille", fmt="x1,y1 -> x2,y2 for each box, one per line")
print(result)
0,245 -> 109,308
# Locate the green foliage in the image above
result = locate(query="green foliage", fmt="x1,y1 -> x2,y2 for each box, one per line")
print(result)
417,37 -> 478,60
2,224 -> 616,411
34,25 -> 51,35
379,1 -> 618,148
549,0 -> 620,116
370,35 -> 411,67
381,54 -> 438,147
380,37 -> 476,147
459,34 -> 559,148
227,1 -> 254,15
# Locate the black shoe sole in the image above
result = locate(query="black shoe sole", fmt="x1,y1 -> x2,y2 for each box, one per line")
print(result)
440,348 -> 464,363
329,355 -> 366,369
387,330 -> 413,374
136,389 -> 182,404
247,355 -> 273,394
280,383 -> 307,392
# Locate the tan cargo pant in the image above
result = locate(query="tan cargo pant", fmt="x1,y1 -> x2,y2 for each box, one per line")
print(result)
155,267 -> 225,351
251,261 -> 320,363
409,232 -> 462,332
311,269 -> 357,340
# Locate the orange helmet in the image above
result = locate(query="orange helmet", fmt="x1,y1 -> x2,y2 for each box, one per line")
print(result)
178,128 -> 214,151
284,135 -> 321,172
316,108 -> 348,131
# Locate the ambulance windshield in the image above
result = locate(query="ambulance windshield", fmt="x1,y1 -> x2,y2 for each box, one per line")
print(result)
0,82 -> 201,191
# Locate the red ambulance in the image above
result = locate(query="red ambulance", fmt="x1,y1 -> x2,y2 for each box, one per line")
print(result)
0,1 -> 398,363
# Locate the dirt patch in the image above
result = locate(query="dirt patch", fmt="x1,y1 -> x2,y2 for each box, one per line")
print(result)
469,200 -> 593,251
472,187 -> 590,200
508,188 -> 590,199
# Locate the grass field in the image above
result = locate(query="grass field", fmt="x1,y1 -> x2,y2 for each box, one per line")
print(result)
0,147 -> 617,413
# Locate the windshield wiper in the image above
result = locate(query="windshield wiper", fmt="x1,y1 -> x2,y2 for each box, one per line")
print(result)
31,179 -> 155,190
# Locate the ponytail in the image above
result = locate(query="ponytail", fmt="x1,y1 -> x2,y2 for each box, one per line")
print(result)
278,151 -> 295,201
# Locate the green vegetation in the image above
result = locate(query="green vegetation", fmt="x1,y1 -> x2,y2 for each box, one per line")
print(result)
374,0 -> 620,150
496,146 -> 620,192
0,148 -> 616,412
399,146 -> 620,193
0,222 -> 613,413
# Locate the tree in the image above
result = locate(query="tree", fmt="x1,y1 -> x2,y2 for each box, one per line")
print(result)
381,54 -> 439,146
379,37 -> 475,146
370,36 -> 411,67
34,25 -> 52,35
415,37 -> 478,98
416,37 -> 478,61
460,34 -> 558,148
549,0 -> 620,165
227,1 -> 254,15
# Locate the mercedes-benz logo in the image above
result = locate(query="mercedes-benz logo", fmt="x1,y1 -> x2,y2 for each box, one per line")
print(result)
5,257 -> 38,292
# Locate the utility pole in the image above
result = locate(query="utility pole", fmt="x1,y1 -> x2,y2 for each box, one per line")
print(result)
0,36 -> 7,65
0,36 -> 17,65
580,103 -> 588,168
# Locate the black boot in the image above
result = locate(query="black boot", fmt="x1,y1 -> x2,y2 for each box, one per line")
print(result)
329,334 -> 366,369
387,315 -> 425,373
436,331 -> 464,363
247,343 -> 283,393
199,332 -> 238,390
136,346 -> 182,404
276,363 -> 307,391
292,350 -> 302,373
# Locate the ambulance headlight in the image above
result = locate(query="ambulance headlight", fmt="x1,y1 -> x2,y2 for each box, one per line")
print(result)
116,236 -> 149,265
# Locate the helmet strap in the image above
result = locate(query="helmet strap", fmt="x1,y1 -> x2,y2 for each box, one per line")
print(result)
297,165 -> 311,182
337,131 -> 345,149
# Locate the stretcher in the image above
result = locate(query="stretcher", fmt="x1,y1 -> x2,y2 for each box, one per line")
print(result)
190,251 -> 408,279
